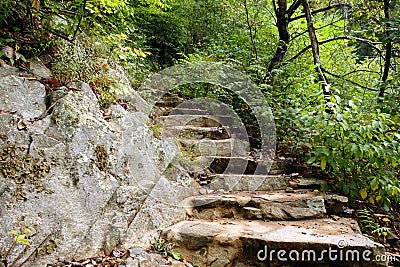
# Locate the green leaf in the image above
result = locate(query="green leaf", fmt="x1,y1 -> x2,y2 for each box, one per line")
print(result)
350,143 -> 358,153
9,230 -> 19,236
15,235 -> 30,246
320,157 -> 327,170
306,157 -> 316,164
23,228 -> 32,235
170,251 -> 183,260
334,94 -> 341,104
391,158 -> 397,167
17,53 -> 27,62
360,188 -> 368,200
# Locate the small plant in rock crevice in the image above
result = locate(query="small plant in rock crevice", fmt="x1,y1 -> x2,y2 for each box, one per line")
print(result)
51,38 -> 128,109
0,226 -> 33,267
148,237 -> 183,261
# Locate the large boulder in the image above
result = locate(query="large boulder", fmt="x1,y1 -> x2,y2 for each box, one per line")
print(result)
0,65 -> 190,266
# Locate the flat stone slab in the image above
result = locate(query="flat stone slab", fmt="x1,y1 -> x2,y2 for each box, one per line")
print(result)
207,157 -> 287,175
209,174 -> 290,191
178,139 -> 250,157
184,190 -> 347,220
162,219 -> 386,267
158,114 -> 222,127
163,125 -> 230,140
290,177 -> 329,189
165,107 -> 213,115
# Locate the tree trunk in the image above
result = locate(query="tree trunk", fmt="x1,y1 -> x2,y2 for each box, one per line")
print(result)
267,0 -> 290,73
302,0 -> 330,96
380,0 -> 392,98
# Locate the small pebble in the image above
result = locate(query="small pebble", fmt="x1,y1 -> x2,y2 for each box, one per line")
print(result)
199,188 -> 207,194
285,187 -> 294,193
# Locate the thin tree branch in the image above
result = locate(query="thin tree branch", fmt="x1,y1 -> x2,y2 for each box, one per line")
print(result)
244,0 -> 259,61
322,67 -> 380,92
290,17 -> 343,41
272,0 -> 278,17
288,35 -> 385,62
264,5 -> 277,24
290,3 -> 352,22
72,0 -> 87,41
43,27 -> 72,41
267,0 -> 291,74
287,0 -> 302,18
341,69 -> 380,77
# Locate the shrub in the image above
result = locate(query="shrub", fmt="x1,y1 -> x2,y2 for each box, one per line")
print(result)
301,94 -> 400,211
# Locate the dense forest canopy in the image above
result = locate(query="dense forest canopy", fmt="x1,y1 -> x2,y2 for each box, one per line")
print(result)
0,0 -> 399,212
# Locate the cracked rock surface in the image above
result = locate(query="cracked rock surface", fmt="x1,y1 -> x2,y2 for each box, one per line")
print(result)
0,65 -> 191,266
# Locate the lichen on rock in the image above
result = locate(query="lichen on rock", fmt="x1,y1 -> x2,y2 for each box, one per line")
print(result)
94,144 -> 109,172
0,65 -> 189,267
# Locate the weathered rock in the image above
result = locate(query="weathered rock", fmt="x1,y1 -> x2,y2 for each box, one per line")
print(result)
163,125 -> 230,140
29,57 -> 53,79
0,65 -> 46,120
184,191 -> 346,221
159,114 -> 237,128
209,174 -> 290,191
177,138 -> 250,158
106,63 -> 150,115
0,66 -> 191,266
163,219 -> 387,267
208,157 -> 286,175
290,177 -> 328,190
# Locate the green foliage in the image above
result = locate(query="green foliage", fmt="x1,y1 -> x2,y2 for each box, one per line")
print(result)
299,95 -> 400,211
52,37 -> 142,109
148,237 -> 183,260
357,209 -> 391,242
9,228 -> 32,246
0,226 -> 33,266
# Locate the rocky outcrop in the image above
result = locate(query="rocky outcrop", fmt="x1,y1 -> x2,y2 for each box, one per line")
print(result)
0,65 -> 191,266
163,218 -> 386,267
163,190 -> 386,267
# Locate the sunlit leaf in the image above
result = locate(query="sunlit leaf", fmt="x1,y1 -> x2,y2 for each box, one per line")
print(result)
360,188 -> 368,199
320,157 -> 327,170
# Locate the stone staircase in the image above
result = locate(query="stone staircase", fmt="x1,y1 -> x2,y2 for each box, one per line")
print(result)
151,93 -> 387,267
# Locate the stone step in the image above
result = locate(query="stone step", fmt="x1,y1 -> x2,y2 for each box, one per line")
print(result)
155,93 -> 184,107
209,174 -> 290,191
155,107 -> 212,116
165,108 -> 213,115
183,191 -> 348,221
207,157 -> 287,175
162,219 -> 386,267
158,114 -> 222,127
159,114 -> 242,127
155,99 -> 184,107
290,177 -> 329,190
163,125 -> 231,140
178,139 -> 250,158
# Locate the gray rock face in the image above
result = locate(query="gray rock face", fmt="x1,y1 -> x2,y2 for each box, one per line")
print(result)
29,57 -> 53,79
0,66 -> 188,266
